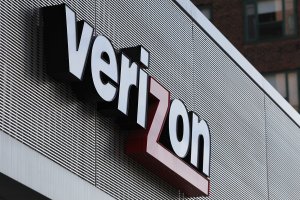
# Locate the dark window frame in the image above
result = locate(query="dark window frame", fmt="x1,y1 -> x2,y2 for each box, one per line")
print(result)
244,0 -> 298,42
264,69 -> 300,112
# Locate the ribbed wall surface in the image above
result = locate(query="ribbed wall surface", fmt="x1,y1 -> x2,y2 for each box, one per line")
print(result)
192,24 -> 268,200
0,0 -> 96,185
0,0 -> 300,199
265,96 -> 300,199
95,1 -> 192,198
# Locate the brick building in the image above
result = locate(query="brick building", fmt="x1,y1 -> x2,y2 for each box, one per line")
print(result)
192,0 -> 300,111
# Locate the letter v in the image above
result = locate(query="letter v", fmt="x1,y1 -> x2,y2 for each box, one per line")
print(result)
65,6 -> 93,80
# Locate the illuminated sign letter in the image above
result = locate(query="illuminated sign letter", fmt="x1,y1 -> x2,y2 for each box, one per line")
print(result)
137,69 -> 149,128
65,7 -> 93,80
42,4 -> 211,196
169,99 -> 190,158
43,4 -> 93,80
118,55 -> 138,115
191,113 -> 210,176
91,36 -> 118,102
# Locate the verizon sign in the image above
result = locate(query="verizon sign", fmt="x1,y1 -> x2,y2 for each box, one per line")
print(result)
42,4 -> 210,196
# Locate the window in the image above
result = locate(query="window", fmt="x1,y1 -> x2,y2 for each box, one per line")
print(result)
265,71 -> 299,111
245,0 -> 297,41
197,5 -> 212,21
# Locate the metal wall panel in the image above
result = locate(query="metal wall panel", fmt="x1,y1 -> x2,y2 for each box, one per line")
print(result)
192,24 -> 268,200
95,115 -> 178,200
0,0 -> 96,185
95,1 -> 193,199
96,0 -> 194,108
1,0 -> 300,199
265,96 -> 300,199
0,130 -> 114,200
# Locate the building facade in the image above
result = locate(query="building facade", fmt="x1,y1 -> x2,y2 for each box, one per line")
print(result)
1,0 -> 300,199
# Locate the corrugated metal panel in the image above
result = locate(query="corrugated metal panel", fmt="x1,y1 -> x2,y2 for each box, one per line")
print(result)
0,0 -> 96,185
0,130 -> 114,200
95,0 -> 192,199
192,24 -> 268,200
95,115 -> 178,199
1,0 -> 300,199
265,96 -> 300,199
96,0 -> 194,108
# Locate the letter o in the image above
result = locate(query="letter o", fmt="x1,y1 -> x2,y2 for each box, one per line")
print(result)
168,99 -> 190,158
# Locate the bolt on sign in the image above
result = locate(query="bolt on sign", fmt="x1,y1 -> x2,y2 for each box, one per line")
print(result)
42,4 -> 211,197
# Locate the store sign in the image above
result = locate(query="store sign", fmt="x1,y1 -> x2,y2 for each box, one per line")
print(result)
42,4 -> 210,196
